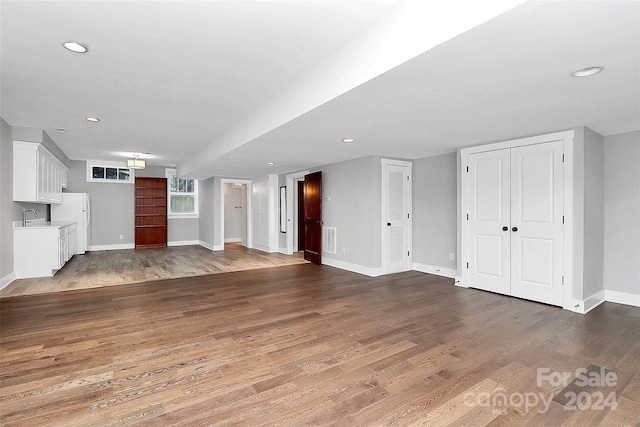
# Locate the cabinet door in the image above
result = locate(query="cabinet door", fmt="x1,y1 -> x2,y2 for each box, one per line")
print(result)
67,229 -> 78,260
52,161 -> 62,203
62,168 -> 68,189
38,151 -> 47,202
58,237 -> 66,269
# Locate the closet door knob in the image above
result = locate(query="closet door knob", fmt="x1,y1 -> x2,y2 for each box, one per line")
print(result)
502,226 -> 508,231
512,227 -> 518,232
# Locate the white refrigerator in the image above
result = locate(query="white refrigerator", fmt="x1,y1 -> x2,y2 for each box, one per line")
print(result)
51,193 -> 91,254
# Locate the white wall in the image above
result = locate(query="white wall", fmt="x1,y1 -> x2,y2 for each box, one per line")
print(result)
582,127 -> 605,300
1,118 -> 15,284
310,155 -> 382,271
66,160 -> 135,248
250,174 -> 278,252
412,152 -> 457,274
198,177 -> 218,250
604,130 -> 640,302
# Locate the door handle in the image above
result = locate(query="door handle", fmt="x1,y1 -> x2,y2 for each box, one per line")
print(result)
387,222 -> 391,226
502,226 -> 508,231
512,227 -> 518,232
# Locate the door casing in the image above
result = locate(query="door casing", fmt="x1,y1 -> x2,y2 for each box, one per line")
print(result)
285,170 -> 310,255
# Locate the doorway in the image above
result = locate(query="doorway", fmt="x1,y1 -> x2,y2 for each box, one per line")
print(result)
296,180 -> 305,252
381,159 -> 412,274
285,170 -> 310,254
220,178 -> 252,249
223,182 -> 248,246
303,171 -> 322,264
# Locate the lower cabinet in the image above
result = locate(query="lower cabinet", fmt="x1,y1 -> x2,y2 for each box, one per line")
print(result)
14,223 -> 77,279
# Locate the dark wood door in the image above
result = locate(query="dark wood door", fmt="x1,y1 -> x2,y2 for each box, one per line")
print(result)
303,171 -> 322,264
135,177 -> 167,249
297,180 -> 305,252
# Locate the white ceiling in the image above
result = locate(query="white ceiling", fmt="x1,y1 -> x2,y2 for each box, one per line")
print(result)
2,0 -> 639,179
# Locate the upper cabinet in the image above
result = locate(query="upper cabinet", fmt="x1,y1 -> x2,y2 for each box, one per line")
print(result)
13,141 -> 68,204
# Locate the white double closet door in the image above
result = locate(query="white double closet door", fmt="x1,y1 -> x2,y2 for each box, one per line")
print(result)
467,141 -> 564,306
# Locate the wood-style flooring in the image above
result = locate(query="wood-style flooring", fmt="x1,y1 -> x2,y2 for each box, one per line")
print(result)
0,243 -> 306,297
1,264 -> 639,426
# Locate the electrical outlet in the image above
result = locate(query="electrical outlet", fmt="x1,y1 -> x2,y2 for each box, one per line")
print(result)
119,235 -> 124,240
449,252 -> 455,261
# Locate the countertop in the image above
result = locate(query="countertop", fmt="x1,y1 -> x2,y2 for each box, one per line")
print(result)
13,220 -> 77,230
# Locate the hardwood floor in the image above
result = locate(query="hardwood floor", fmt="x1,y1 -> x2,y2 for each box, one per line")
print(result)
0,243 -> 306,297
1,264 -> 638,426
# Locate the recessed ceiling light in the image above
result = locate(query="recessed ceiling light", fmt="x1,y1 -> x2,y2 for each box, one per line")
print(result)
571,66 -> 604,77
56,128 -> 67,133
342,138 -> 355,143
267,162 -> 276,166
85,117 -> 100,122
63,41 -> 88,53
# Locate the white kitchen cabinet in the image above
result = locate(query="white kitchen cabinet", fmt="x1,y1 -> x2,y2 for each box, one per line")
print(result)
13,141 -> 68,204
13,222 -> 77,278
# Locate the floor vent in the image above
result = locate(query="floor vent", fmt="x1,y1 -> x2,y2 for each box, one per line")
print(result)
323,227 -> 337,254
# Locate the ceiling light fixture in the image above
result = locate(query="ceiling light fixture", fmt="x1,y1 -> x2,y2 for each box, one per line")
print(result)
85,117 -> 100,122
267,162 -> 276,166
63,41 -> 88,53
126,155 -> 146,170
571,66 -> 604,77
342,138 -> 355,143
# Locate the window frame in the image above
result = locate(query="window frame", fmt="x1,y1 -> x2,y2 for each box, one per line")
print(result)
165,168 -> 199,219
86,160 -> 135,183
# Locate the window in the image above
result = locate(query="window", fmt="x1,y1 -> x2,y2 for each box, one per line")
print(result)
86,161 -> 134,183
166,169 -> 199,218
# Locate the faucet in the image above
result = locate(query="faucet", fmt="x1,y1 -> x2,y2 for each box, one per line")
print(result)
23,209 -> 38,227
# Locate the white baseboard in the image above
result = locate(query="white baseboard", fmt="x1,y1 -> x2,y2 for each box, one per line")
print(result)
454,276 -> 466,287
252,243 -> 273,253
412,263 -> 456,279
168,240 -> 199,247
0,272 -> 16,291
278,247 -> 288,255
565,291 -> 605,314
198,241 -> 223,251
567,289 -> 640,314
322,257 -> 384,277
88,243 -> 135,251
604,289 -> 640,308
224,238 -> 242,243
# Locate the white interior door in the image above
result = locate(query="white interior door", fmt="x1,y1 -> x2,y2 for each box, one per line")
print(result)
382,160 -> 412,274
467,142 -> 564,306
510,141 -> 564,306
467,150 -> 511,296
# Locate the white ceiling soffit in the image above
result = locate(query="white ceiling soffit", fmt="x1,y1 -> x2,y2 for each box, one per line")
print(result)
177,0 -> 525,178
0,0 -> 402,166
3,1 -> 637,181
206,0 -> 640,179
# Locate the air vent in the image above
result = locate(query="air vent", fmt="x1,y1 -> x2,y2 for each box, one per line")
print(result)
323,227 -> 337,255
